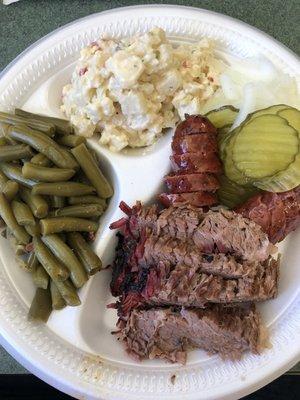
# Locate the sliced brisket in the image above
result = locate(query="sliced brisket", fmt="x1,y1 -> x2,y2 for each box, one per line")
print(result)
141,235 -> 262,278
155,206 -> 275,262
142,257 -> 278,308
118,303 -> 261,363
158,192 -> 217,207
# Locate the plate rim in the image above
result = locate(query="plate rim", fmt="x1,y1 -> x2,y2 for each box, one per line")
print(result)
0,5 -> 299,400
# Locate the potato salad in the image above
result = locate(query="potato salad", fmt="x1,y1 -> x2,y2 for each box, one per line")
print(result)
61,28 -> 225,151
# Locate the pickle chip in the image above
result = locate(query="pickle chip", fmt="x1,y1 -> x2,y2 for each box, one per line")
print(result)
217,175 -> 259,209
232,114 -> 298,180
205,105 -> 239,128
255,108 -> 300,192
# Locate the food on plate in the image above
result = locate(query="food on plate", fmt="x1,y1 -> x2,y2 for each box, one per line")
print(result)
106,109 -> 300,364
67,232 -> 102,276
118,304 -> 261,363
28,287 -> 52,323
32,182 -> 96,196
109,202 -> 277,316
0,109 -> 112,322
8,125 -> 78,169
217,174 -> 259,208
0,144 -> 34,162
41,234 -> 87,288
40,217 -> 99,235
159,115 -> 222,207
159,191 -> 217,207
214,104 -> 300,193
15,108 -> 73,135
61,28 -> 226,151
0,110 -> 56,135
109,202 -> 278,362
235,187 -> 300,243
205,105 -> 239,128
202,54 -> 299,128
71,143 -> 113,198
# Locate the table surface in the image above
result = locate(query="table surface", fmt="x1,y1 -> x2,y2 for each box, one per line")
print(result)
0,0 -> 299,376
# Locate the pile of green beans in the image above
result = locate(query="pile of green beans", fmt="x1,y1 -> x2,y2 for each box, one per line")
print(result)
0,109 -> 113,322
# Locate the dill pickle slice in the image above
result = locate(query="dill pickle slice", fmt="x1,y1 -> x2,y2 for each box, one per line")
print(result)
217,175 -> 259,209
218,125 -> 235,160
254,108 -> 300,192
248,104 -> 289,120
223,129 -> 251,186
232,114 -> 298,180
278,107 -> 300,130
205,105 -> 239,128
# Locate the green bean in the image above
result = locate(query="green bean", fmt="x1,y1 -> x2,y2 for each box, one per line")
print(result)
71,143 -> 113,198
0,162 -> 37,188
0,111 -> 55,136
22,163 -> 75,182
67,232 -> 102,275
11,200 -> 35,226
16,256 -> 33,272
50,280 -> 66,310
19,186 -> 48,218
0,137 -> 7,146
40,217 -> 98,235
0,144 -> 34,162
0,170 -> 7,186
0,123 -> 10,137
57,135 -> 85,147
33,236 -> 69,281
15,109 -> 73,135
30,153 -> 52,167
42,234 -> 87,288
0,193 -> 30,244
32,182 -> 95,197
50,204 -> 103,219
27,252 -> 39,270
68,195 -> 107,209
8,125 -> 78,169
54,279 -> 81,306
2,181 -> 19,201
33,264 -> 49,289
28,287 -> 52,322
25,221 -> 41,236
51,196 -> 65,208
0,170 -> 18,201
15,244 -> 26,256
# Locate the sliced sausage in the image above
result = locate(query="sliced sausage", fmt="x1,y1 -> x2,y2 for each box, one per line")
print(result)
170,153 -> 222,174
158,192 -> 217,207
164,173 -> 220,193
172,133 -> 218,155
174,115 -> 217,138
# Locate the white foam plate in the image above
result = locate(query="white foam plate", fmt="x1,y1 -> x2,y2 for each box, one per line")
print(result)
0,5 -> 299,400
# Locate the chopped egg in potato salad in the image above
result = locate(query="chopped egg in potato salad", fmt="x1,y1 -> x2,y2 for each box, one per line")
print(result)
62,28 -> 225,152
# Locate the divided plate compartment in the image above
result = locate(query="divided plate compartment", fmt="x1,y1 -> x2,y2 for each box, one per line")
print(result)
0,6 -> 299,400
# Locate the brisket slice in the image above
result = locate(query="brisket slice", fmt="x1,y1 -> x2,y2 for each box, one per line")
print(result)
118,303 -> 261,363
155,207 -> 275,262
141,235 -> 262,278
142,257 -> 278,308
